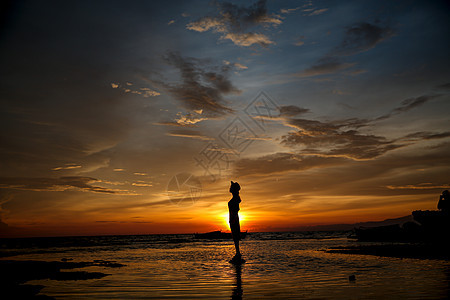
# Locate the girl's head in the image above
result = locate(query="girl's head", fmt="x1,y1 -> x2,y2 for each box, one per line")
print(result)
230,181 -> 240,194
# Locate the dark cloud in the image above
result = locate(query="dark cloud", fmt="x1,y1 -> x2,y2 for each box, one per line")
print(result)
298,58 -> 354,77
436,82 -> 450,90
299,21 -> 394,77
286,118 -> 341,134
375,94 -> 441,121
234,141 -> 450,204
335,22 -> 394,56
403,131 -> 450,141
282,119 -> 404,160
187,0 -> 281,47
0,176 -> 132,194
394,95 -> 436,113
234,152 -> 346,177
279,105 -> 310,117
278,93 -> 449,160
162,52 -> 239,117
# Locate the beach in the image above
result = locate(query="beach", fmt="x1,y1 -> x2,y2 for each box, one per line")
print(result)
1,232 -> 449,299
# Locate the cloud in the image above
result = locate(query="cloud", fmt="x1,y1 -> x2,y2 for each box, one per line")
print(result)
166,129 -> 214,140
153,121 -> 198,128
174,112 -> 207,125
161,52 -> 239,117
111,82 -> 160,97
375,94 -> 441,121
200,146 -> 236,154
234,63 -> 248,70
51,164 -> 82,171
386,183 -> 450,190
392,94 -> 439,113
332,89 -> 349,95
132,181 -> 153,187
335,22 -> 394,56
234,152 -> 346,177
154,111 -> 206,128
187,17 -> 224,32
346,69 -> 367,76
298,21 -> 394,77
233,142 -> 450,208
139,88 -> 160,97
280,7 -> 301,14
293,36 -> 305,46
306,8 -> 328,16
97,179 -> 126,186
403,131 -> 450,141
279,105 -> 310,117
297,58 -> 355,77
280,116 -> 403,160
436,82 -> 450,90
129,88 -> 160,97
0,176 -> 134,194
222,32 -> 275,47
277,93 -> 449,160
186,0 -> 281,47
95,220 -> 154,224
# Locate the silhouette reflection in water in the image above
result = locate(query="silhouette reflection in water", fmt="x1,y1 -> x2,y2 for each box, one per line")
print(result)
231,263 -> 243,300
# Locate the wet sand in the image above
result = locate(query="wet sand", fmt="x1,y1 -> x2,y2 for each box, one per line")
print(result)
1,233 -> 449,299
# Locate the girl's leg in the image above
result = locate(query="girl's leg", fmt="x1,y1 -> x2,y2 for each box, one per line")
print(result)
233,234 -> 240,255
231,223 -> 241,256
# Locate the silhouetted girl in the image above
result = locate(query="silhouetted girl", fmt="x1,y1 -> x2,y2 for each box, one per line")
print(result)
228,181 -> 242,261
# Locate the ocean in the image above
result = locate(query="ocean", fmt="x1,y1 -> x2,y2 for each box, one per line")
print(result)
1,232 -> 449,299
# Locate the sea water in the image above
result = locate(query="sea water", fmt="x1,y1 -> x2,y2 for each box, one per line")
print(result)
1,232 -> 449,299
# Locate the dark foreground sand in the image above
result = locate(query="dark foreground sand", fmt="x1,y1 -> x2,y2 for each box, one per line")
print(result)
0,260 -> 125,299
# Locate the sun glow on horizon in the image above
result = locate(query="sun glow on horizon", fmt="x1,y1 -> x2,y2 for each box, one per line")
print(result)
220,212 -> 247,231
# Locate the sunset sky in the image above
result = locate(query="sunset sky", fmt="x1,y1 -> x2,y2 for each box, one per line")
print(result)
1,0 -> 449,237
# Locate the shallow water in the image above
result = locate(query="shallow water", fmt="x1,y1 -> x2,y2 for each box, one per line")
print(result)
1,233 -> 449,299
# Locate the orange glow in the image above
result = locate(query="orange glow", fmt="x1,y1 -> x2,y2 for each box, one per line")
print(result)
0,190 -> 440,238
219,212 -> 247,231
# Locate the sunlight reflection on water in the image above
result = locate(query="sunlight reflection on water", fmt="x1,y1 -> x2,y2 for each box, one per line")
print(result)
5,234 -> 449,299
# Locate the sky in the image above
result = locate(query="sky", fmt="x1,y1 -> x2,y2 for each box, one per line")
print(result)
1,0 -> 449,237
